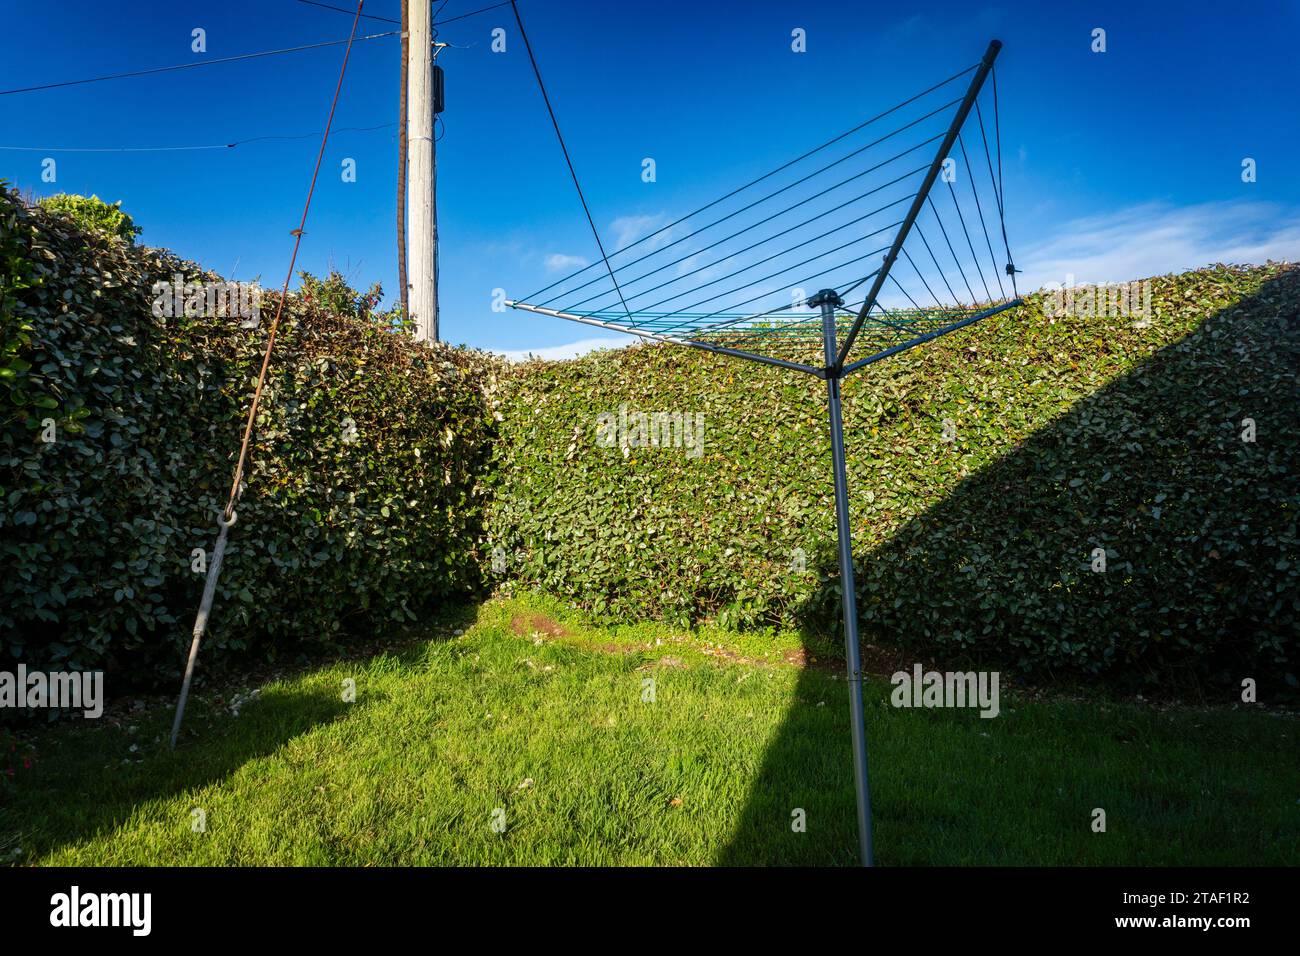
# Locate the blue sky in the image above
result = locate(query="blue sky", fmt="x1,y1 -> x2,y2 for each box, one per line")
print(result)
3,0 -> 1297,358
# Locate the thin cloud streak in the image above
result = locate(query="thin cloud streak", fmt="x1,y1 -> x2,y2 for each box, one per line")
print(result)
496,337 -> 628,362
544,253 -> 589,272
1017,200 -> 1300,290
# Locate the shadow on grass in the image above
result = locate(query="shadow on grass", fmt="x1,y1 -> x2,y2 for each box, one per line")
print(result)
2,681 -> 359,862
1,597 -> 488,863
717,269 -> 1299,865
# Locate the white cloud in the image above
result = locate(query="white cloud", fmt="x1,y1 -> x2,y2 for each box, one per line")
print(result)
673,251 -> 716,277
496,337 -> 628,363
544,253 -> 589,272
1017,200 -> 1300,290
610,213 -> 672,251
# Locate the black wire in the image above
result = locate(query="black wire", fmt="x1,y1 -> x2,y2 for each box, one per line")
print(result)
887,271 -> 925,312
725,301 -> 925,350
435,0 -> 516,25
624,231 -> 898,326
602,212 -> 907,320
913,221 -> 959,304
296,0 -> 400,23
523,63 -> 978,301
974,97 -> 1014,283
0,30 -> 400,96
653,239 -> 895,330
926,194 -> 977,304
838,267 -> 880,299
240,122 -> 398,145
0,122 -> 398,153
663,279 -> 877,338
650,296 -> 820,335
713,296 -> 875,346
534,102 -> 957,307
855,301 -> 927,335
973,102 -> 1002,218
901,246 -> 942,307
566,160 -> 927,315
972,114 -> 1008,299
957,133 -> 1005,298
590,190 -> 915,316
944,178 -> 991,301
987,67 -> 1017,296
509,0 -> 632,317
535,100 -> 958,307
547,133 -> 941,310
562,169 -> 923,314
298,0 -> 514,27
431,0 -> 452,51
992,66 -> 1006,215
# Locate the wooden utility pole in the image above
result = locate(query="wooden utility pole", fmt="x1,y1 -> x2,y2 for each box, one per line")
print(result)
396,0 -> 410,326
407,0 -> 438,341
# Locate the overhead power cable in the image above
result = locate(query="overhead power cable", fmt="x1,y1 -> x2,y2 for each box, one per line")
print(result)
296,0 -> 400,22
299,0 -> 515,27
0,123 -> 397,152
0,30 -> 400,96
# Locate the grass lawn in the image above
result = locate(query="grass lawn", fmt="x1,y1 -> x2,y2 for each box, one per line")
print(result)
1,593 -> 1294,866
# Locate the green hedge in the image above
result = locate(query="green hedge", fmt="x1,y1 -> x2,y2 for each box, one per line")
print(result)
1,187 -> 501,679
486,264 -> 1299,688
4,181 -> 1295,693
